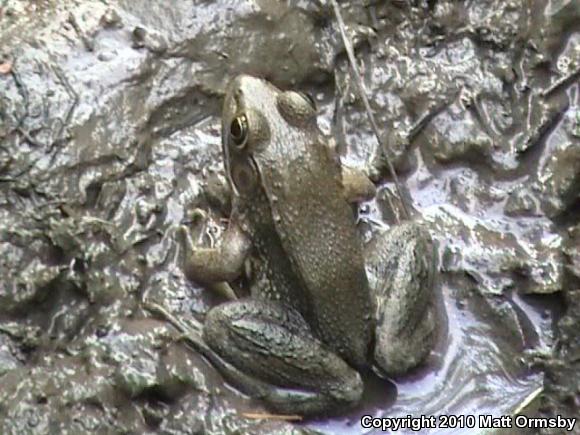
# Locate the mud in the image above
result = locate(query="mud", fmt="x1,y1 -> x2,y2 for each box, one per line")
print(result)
0,1 -> 578,434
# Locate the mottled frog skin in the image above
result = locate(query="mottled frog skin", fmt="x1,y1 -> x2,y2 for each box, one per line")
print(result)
183,75 -> 437,416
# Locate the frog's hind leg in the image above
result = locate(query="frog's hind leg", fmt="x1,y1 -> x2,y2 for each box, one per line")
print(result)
203,299 -> 363,416
365,221 -> 437,376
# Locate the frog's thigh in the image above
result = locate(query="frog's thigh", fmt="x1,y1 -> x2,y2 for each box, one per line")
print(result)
365,221 -> 436,376
341,165 -> 376,203
203,299 -> 363,416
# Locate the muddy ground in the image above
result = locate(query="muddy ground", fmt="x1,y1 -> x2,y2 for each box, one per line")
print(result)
0,1 -> 579,434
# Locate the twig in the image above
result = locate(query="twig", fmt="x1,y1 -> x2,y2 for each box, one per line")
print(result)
141,300 -> 210,355
330,0 -> 410,222
10,67 -> 30,128
408,96 -> 452,141
4,154 -> 43,180
4,64 -> 40,149
512,386 -> 542,415
542,66 -> 580,98
240,412 -> 303,422
67,13 -> 95,52
53,65 -> 79,136
49,65 -> 79,154
16,126 -> 43,147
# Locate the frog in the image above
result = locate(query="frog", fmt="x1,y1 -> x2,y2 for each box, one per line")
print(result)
181,74 -> 437,416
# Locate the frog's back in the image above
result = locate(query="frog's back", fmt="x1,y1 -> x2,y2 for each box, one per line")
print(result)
261,141 -> 373,368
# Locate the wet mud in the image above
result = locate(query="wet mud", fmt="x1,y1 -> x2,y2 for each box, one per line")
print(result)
0,1 -> 578,434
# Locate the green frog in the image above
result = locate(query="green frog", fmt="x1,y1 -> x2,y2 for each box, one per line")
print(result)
182,75 -> 437,416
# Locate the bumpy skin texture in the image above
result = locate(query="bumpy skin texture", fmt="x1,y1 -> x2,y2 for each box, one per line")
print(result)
204,300 -> 364,416
221,76 -> 373,367
366,222 -> 436,376
185,75 -> 436,416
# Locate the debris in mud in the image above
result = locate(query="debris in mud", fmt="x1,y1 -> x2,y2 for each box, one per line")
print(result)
0,61 -> 12,75
424,205 -> 563,296
241,413 -> 303,422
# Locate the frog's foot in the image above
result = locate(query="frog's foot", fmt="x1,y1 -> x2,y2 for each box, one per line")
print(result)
365,221 -> 437,376
203,298 -> 363,416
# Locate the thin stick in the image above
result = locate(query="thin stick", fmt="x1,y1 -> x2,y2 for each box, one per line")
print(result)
512,386 -> 542,415
49,65 -> 79,156
541,66 -> 580,98
11,66 -> 30,129
240,412 -> 303,422
142,300 -> 210,355
330,0 -> 410,222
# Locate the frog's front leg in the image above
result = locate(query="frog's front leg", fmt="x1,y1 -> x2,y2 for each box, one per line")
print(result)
180,214 -> 251,289
365,221 -> 437,376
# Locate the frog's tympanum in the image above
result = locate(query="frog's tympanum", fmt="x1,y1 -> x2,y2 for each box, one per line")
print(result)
183,75 -> 437,416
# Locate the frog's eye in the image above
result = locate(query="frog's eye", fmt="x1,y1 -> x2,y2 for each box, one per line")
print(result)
228,110 -> 269,152
276,91 -> 317,126
230,157 -> 258,195
229,115 -> 248,149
